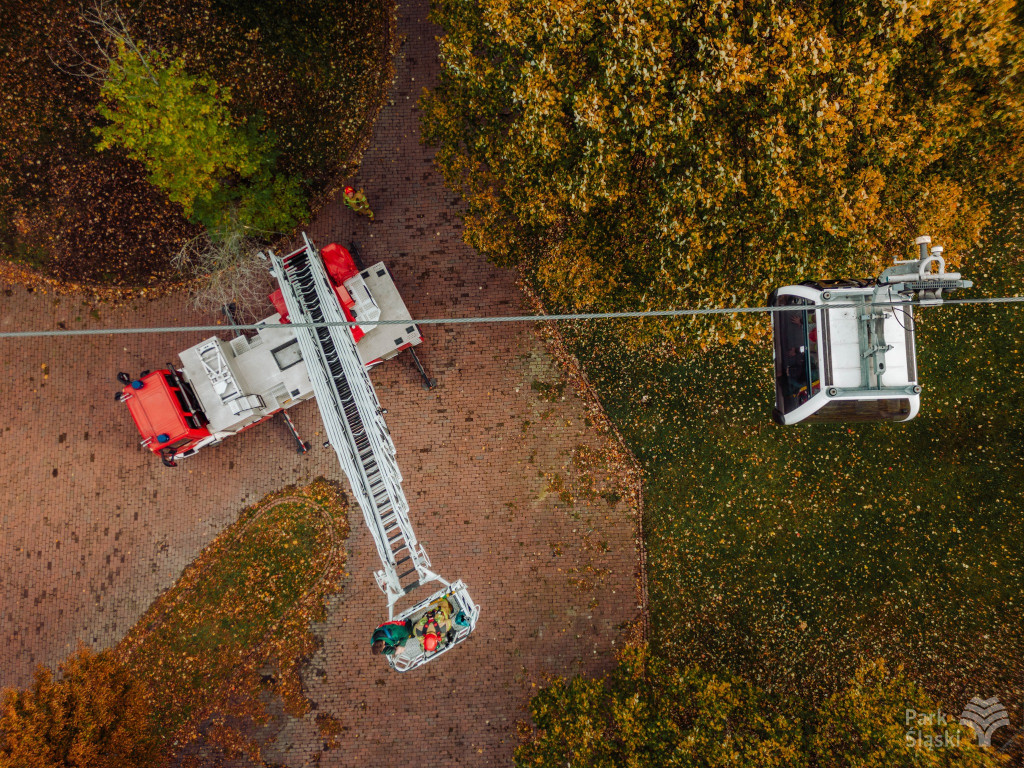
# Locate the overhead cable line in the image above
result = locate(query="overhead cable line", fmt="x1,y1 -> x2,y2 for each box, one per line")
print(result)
1,294 -> 1023,339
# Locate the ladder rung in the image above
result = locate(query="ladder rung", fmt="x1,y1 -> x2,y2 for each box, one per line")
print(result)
399,568 -> 417,580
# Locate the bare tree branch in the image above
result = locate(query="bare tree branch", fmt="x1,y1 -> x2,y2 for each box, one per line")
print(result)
171,229 -> 276,323
47,0 -> 157,85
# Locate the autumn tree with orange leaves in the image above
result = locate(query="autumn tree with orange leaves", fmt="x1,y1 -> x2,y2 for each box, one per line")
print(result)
0,646 -> 160,768
423,0 -> 1024,348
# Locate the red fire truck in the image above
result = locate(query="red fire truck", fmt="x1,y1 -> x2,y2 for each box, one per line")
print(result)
117,240 -> 429,467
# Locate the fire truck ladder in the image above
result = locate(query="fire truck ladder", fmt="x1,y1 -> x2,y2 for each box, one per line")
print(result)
268,235 -> 458,617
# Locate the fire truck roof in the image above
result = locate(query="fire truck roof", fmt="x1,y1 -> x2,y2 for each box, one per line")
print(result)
123,373 -> 190,444
354,262 -> 421,364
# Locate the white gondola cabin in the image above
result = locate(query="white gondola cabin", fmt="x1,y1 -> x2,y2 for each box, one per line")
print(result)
769,236 -> 972,425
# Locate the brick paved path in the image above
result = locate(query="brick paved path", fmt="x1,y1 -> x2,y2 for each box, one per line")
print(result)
0,1 -> 640,764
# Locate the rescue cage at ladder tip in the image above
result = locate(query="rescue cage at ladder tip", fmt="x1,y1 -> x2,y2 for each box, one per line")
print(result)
114,233 -> 479,671
768,235 -> 973,426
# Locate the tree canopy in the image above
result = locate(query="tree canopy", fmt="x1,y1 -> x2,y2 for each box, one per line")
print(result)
423,0 -> 1024,348
0,0 -> 388,283
515,649 -> 1002,767
0,647 -> 160,768
95,39 -> 307,236
95,41 -> 254,218
517,647 -> 805,767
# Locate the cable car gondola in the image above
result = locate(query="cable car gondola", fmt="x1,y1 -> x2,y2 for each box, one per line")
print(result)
768,236 -> 972,425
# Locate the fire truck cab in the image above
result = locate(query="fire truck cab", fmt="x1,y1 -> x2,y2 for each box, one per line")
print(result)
119,369 -> 214,465
118,242 -> 423,466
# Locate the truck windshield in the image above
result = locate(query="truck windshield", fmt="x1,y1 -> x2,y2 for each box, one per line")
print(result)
773,296 -> 821,415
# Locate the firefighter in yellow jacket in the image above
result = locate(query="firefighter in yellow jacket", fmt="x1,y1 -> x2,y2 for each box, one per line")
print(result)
343,186 -> 374,220
413,598 -> 453,653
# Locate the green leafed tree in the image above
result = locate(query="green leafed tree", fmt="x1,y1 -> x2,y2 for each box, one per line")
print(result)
95,40 -> 256,217
189,127 -> 310,236
95,40 -> 306,235
515,650 -> 1004,768
0,646 -> 161,768
423,0 -> 1024,348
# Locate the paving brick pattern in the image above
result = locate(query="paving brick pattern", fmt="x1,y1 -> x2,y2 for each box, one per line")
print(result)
0,1 -> 641,764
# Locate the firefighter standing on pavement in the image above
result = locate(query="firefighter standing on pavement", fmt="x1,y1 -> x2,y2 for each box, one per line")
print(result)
344,186 -> 374,220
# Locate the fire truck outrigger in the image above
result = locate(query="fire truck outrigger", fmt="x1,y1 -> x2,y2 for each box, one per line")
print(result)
117,235 -> 479,672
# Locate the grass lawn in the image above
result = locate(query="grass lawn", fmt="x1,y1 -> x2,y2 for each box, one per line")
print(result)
117,479 -> 348,745
567,201 -> 1024,716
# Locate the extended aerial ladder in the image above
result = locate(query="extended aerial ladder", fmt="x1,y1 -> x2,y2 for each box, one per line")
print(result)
268,234 -> 479,671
